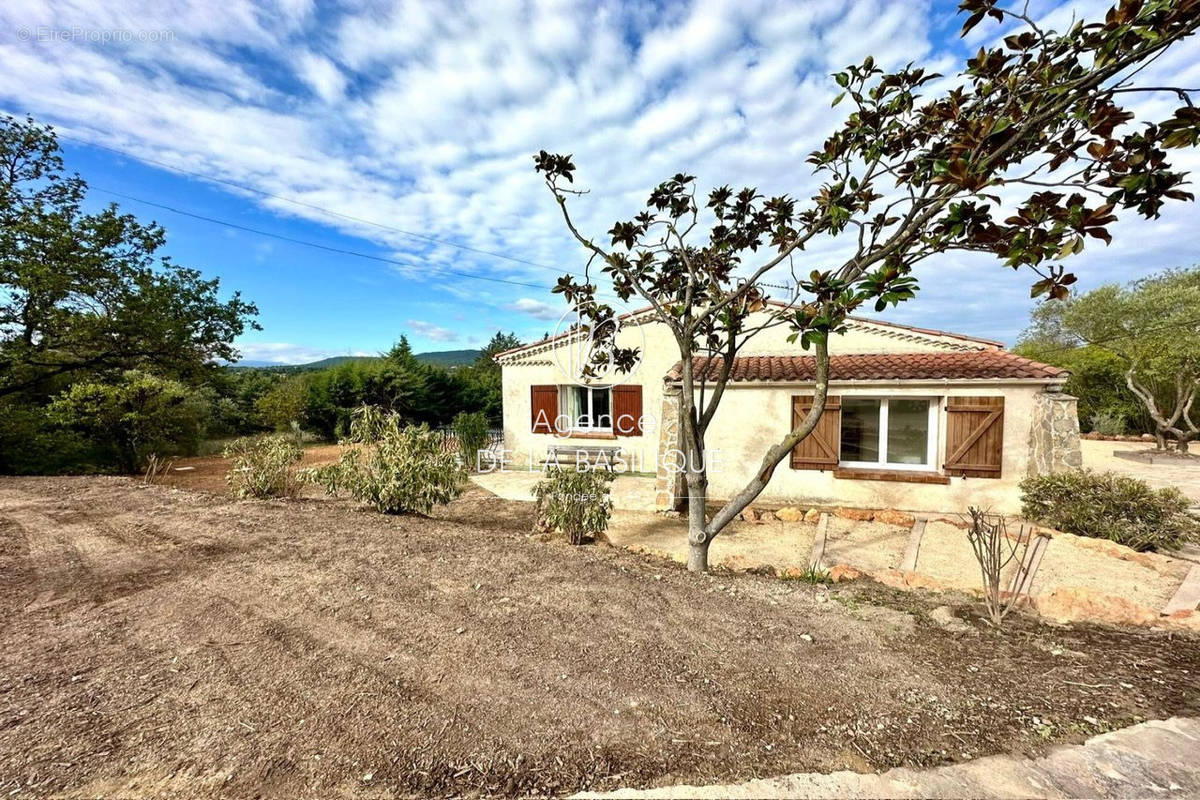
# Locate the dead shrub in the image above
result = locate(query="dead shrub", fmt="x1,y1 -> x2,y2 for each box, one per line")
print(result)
965,507 -> 1050,627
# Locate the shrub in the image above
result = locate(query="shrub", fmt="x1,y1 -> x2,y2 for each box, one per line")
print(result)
533,469 -> 614,545
453,411 -> 490,471
1088,410 -> 1126,436
302,406 -> 466,514
964,507 -> 1048,626
1020,469 -> 1200,552
224,434 -> 304,499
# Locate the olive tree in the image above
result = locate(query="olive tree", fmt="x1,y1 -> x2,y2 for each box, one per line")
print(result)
536,0 -> 1200,571
1024,266 -> 1200,450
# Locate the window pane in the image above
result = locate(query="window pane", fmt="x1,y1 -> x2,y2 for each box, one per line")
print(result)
591,387 -> 612,428
840,398 -> 880,462
887,399 -> 930,465
570,386 -> 588,428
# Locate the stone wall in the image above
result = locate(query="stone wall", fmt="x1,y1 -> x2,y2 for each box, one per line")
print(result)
653,384 -> 685,511
1028,390 -> 1083,476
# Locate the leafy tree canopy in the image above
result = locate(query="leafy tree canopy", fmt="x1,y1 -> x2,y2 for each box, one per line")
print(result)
1021,266 -> 1200,448
0,115 -> 259,399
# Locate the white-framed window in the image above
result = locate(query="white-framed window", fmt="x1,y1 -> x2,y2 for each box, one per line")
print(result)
563,385 -> 612,431
839,397 -> 938,471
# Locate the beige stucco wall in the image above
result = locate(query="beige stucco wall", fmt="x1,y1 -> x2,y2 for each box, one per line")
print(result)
498,310 -> 1062,514
699,381 -> 1048,514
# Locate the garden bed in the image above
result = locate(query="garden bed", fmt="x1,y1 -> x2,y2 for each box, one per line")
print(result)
2,476 -> 1199,798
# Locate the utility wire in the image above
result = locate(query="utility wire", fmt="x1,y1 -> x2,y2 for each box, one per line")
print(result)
61,133 -> 582,276
91,187 -> 562,292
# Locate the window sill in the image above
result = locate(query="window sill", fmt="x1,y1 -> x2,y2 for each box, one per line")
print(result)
563,431 -> 618,440
833,467 -> 950,485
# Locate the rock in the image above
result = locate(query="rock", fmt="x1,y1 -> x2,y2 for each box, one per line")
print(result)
758,510 -> 777,522
1033,587 -> 1160,627
776,506 -> 806,522
872,568 -> 959,592
779,567 -> 805,580
740,507 -> 758,522
834,507 -> 875,522
929,605 -> 972,634
1069,535 -> 1159,570
829,563 -> 862,583
804,508 -> 822,524
875,508 -> 916,527
798,633 -> 814,643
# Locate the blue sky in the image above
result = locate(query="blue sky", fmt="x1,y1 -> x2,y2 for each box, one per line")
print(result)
2,0 -> 1199,363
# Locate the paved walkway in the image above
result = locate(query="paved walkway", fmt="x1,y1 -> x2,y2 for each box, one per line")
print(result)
471,469 -> 658,510
577,717 -> 1200,799
1081,440 -> 1200,506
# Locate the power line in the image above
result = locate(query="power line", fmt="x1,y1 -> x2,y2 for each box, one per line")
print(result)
91,187 -> 560,292
60,133 -> 579,276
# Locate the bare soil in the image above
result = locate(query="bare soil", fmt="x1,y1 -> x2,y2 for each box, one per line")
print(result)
2,475 -> 1199,798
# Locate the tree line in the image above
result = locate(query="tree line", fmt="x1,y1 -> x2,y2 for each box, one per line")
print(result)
0,114 -> 515,474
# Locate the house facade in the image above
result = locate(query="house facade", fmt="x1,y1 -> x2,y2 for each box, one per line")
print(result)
495,307 -> 1082,514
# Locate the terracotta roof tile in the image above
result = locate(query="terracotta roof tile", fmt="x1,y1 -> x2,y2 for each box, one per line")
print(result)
667,351 -> 1066,382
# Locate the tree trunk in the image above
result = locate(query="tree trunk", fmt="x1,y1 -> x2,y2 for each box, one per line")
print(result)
685,470 -> 709,572
1156,429 -> 1167,450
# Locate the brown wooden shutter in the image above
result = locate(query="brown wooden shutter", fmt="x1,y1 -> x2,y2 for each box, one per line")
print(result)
531,385 -> 558,434
612,385 -> 643,436
944,396 -> 1004,478
790,395 -> 841,470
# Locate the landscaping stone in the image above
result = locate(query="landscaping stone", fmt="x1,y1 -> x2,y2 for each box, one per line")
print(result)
775,506 -> 805,522
871,568 -> 959,593
803,508 -> 822,524
833,507 -> 874,522
758,510 -> 777,522
828,563 -> 861,583
929,605 -> 972,634
899,519 -> 926,572
1163,564 -> 1200,615
875,508 -> 916,527
1032,587 -> 1161,627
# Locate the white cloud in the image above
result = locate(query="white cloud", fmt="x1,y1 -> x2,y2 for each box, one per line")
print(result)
509,297 -> 563,321
236,342 -> 373,365
0,0 -> 1197,347
295,52 -> 346,103
407,319 -> 461,343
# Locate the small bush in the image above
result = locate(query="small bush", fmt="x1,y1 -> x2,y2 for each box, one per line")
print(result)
1020,469 -> 1200,552
533,469 -> 614,545
782,565 -> 832,584
453,411 -> 490,471
1088,410 -> 1127,436
224,434 -> 304,499
302,406 -> 466,514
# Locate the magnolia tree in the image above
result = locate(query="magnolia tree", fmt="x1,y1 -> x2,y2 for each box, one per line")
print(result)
535,0 -> 1200,572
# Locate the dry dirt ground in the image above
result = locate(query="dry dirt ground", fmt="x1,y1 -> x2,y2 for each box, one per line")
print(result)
2,476 -> 1200,798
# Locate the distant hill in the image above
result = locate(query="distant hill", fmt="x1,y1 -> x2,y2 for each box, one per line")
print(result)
414,349 -> 479,368
231,350 -> 480,371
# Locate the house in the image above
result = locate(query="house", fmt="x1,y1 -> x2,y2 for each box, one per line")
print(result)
494,306 -> 1081,514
